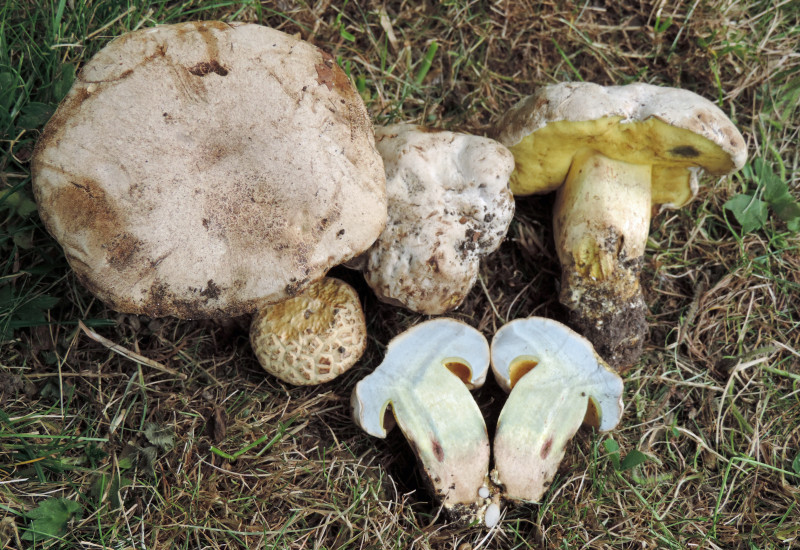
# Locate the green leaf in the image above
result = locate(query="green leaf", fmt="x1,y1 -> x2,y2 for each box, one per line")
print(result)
84,443 -> 108,468
603,438 -> 621,470
748,158 -> 800,232
619,449 -> 648,471
604,439 -> 648,472
0,71 -> 17,111
335,12 -> 355,42
5,191 -> 39,218
414,41 -> 439,85
53,64 -> 76,102
772,198 -> 800,226
792,453 -> 800,475
22,498 -> 82,541
16,102 -> 55,129
11,294 -> 60,324
90,473 -> 130,509
759,160 -> 789,204
724,194 -> 768,233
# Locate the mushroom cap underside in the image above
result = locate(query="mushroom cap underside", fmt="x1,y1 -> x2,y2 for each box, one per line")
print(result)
495,82 -> 747,203
32,21 -> 387,319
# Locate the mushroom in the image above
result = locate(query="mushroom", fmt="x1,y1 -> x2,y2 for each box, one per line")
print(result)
32,21 -> 386,320
489,317 -> 624,503
494,82 -> 747,366
351,318 -> 494,521
361,124 -> 515,314
250,277 -> 366,385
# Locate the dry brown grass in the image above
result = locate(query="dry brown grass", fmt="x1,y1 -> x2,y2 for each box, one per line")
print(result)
1,1 -> 799,548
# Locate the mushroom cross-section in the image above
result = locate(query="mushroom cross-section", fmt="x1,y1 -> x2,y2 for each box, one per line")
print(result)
250,278 -> 367,385
32,21 -> 386,319
351,318 -> 492,516
490,317 -> 624,503
494,82 -> 747,366
362,124 -> 515,314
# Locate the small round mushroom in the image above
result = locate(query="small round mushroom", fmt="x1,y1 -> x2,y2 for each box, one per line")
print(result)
32,21 -> 386,319
489,317 -> 624,503
351,318 -> 495,523
362,124 -> 515,314
250,278 -> 367,385
494,82 -> 747,366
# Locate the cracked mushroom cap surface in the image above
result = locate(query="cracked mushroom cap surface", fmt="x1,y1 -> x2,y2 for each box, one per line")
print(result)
32,21 -> 386,319
364,124 -> 515,315
494,82 -> 747,206
351,318 -> 492,515
490,317 -> 624,503
250,278 -> 367,386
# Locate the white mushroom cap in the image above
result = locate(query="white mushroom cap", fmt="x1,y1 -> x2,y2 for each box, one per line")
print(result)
32,21 -> 386,319
490,317 -> 624,503
351,318 -> 491,512
495,82 -> 747,205
363,124 -> 515,314
250,278 -> 367,386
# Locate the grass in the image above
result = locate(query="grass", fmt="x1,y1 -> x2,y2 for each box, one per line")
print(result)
1,0 -> 799,548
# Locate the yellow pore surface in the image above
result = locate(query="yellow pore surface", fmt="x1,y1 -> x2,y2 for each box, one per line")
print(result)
508,116 -> 737,205
258,278 -> 356,341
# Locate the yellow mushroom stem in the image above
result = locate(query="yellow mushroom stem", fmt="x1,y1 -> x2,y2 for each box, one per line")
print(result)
553,149 -> 652,367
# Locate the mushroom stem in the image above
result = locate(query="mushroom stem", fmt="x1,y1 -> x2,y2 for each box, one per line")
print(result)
492,378 -> 590,502
553,149 -> 652,367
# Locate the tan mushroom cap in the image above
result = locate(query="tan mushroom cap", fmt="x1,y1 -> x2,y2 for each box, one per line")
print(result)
495,82 -> 747,206
364,124 -> 515,315
250,278 -> 367,386
32,21 -> 386,319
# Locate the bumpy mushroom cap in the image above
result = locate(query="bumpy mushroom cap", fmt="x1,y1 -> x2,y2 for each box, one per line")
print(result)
32,21 -> 386,319
490,317 -> 624,503
494,82 -> 747,366
352,318 -> 495,521
363,124 -> 515,315
250,278 -> 367,385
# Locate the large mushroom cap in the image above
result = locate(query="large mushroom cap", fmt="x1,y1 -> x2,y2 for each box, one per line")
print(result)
495,82 -> 747,205
32,21 -> 386,319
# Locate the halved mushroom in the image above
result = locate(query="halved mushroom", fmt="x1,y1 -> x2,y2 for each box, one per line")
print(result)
362,124 -> 515,314
351,318 -> 494,521
32,21 -> 386,320
494,82 -> 747,366
490,317 -> 624,503
250,278 -> 366,385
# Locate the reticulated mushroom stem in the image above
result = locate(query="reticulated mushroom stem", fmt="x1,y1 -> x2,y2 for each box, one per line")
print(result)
553,149 -> 652,367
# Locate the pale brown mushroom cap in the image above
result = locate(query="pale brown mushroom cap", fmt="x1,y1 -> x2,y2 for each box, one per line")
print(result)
495,82 -> 747,204
32,21 -> 386,319
250,278 -> 367,386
